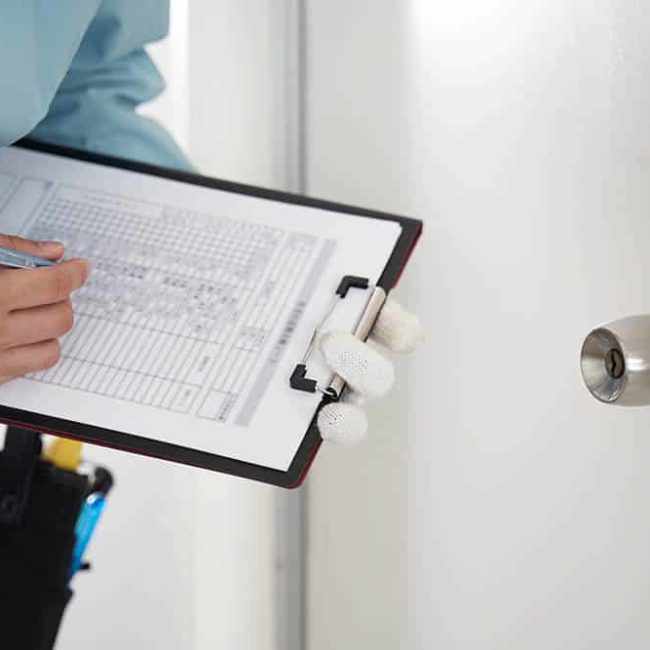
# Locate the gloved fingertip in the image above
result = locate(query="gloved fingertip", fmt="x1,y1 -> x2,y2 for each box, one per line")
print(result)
320,331 -> 394,399
317,402 -> 368,445
341,388 -> 366,407
371,299 -> 424,353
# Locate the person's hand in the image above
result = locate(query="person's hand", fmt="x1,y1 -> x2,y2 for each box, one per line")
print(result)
317,298 -> 423,444
0,235 -> 90,384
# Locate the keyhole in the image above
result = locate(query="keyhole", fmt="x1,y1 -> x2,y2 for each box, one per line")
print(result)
604,348 -> 625,379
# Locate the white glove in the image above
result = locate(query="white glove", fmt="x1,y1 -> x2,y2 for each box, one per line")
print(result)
316,299 -> 423,444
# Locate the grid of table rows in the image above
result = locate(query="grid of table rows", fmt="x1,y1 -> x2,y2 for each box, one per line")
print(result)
26,187 -> 316,418
196,233 -> 317,422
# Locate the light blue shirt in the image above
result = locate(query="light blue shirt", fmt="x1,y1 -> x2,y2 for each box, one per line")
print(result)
0,0 -> 190,170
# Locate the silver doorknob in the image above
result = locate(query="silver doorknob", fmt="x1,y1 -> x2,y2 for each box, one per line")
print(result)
581,315 -> 650,405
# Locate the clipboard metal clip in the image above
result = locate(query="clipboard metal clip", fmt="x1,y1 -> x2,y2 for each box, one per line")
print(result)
289,275 -> 387,399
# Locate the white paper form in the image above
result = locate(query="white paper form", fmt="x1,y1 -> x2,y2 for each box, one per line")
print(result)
0,147 -> 401,471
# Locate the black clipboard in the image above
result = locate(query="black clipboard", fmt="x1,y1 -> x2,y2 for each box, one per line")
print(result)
0,139 -> 422,488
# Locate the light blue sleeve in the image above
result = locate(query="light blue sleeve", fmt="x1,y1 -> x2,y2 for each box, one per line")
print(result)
0,1 -> 101,145
0,1 -> 192,171
30,1 -> 193,171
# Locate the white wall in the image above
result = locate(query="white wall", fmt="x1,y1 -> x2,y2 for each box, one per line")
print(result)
307,1 -> 650,648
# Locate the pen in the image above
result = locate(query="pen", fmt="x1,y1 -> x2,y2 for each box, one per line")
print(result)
0,245 -> 57,269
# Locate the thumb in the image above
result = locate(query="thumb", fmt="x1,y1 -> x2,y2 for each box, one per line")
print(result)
0,233 -> 64,261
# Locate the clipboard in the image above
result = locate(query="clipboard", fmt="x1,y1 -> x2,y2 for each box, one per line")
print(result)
0,139 -> 421,488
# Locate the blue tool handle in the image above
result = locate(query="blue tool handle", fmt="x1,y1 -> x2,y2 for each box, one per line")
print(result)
70,493 -> 106,578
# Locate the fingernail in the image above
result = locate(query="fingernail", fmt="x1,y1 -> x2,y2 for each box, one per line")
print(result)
67,257 -> 91,275
40,241 -> 64,254
79,258 -> 91,275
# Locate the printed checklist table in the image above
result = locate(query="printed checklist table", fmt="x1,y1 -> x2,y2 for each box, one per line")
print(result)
27,186 -> 320,422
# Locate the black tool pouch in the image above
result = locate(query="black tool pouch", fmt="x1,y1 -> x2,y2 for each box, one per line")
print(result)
0,427 -> 87,650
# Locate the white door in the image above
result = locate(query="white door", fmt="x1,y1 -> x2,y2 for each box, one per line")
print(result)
307,1 -> 650,648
